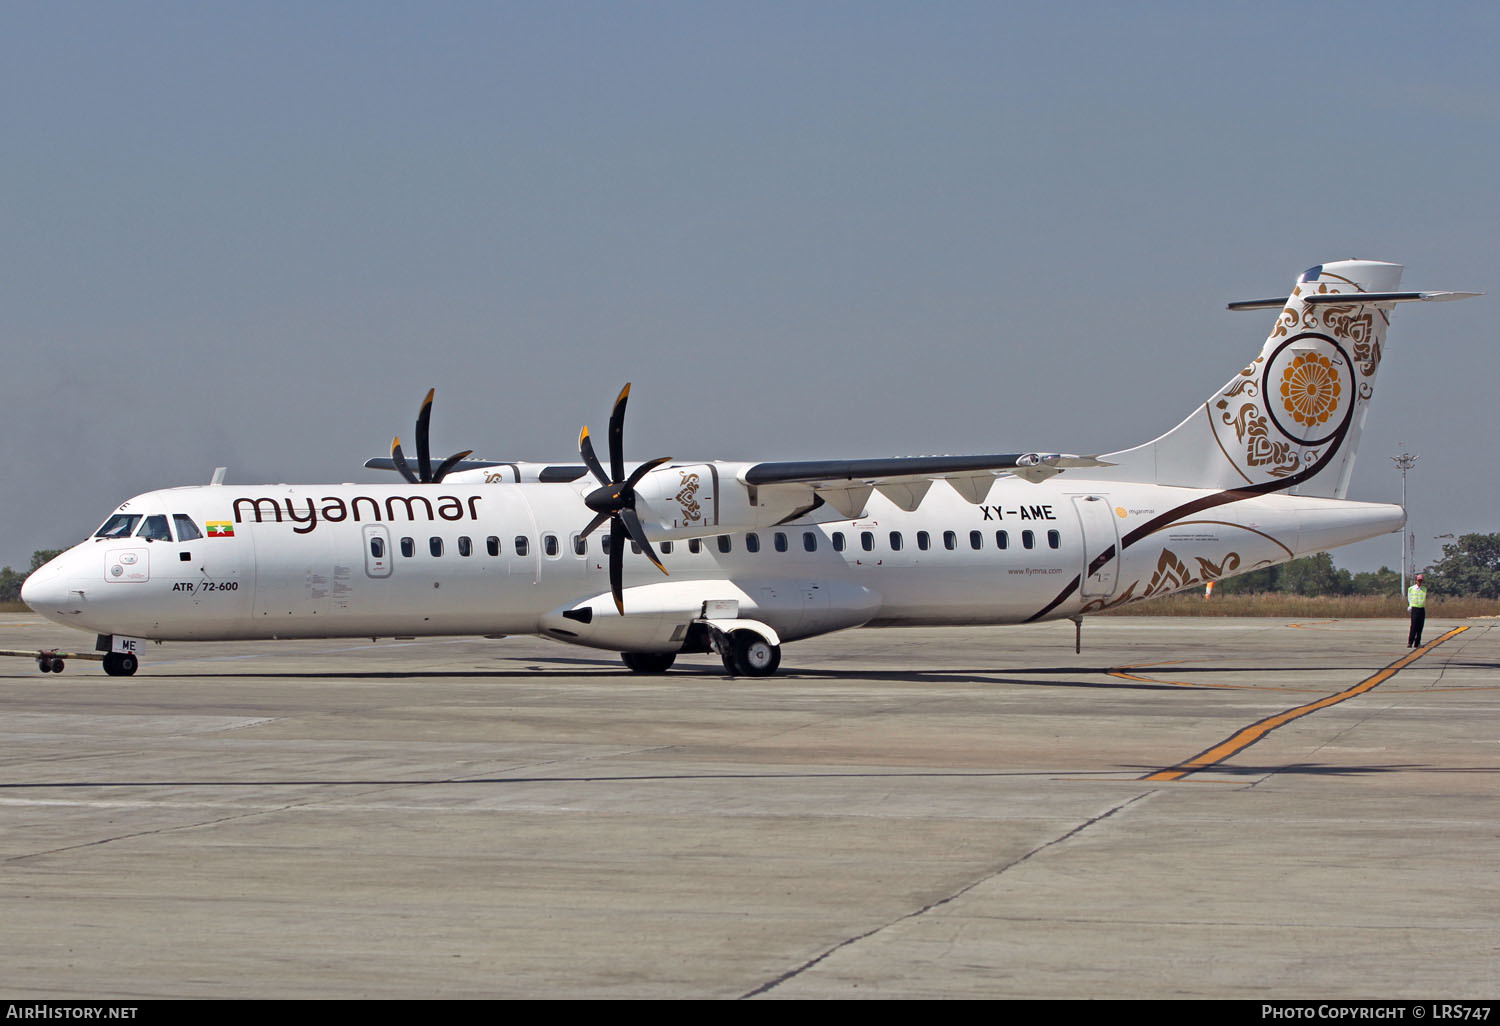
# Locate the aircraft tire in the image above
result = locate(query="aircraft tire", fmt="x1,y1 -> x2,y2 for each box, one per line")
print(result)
103,653 -> 139,677
720,647 -> 741,675
730,631 -> 781,677
621,651 -> 676,674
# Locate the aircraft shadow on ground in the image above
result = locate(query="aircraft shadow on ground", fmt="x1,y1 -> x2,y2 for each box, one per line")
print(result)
0,666 -> 1215,688
7,762 -> 1494,792
0,660 -> 1399,689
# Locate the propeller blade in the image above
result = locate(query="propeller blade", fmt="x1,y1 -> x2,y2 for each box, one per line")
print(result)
377,390 -> 475,485
609,518 -> 625,615
620,506 -> 668,576
607,383 -> 630,484
430,450 -> 474,483
390,437 -> 419,484
624,455 -> 674,491
580,510 -> 611,539
579,383 -> 671,615
415,388 -> 435,482
579,426 -> 610,488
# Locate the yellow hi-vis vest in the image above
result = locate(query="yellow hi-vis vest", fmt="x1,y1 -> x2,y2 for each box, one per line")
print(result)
1408,585 -> 1427,609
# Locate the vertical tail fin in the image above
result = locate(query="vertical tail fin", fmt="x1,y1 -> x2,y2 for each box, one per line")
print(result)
1102,259 -> 1406,498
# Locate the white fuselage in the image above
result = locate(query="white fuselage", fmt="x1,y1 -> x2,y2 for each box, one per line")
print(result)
22,476 -> 1405,651
20,258 -> 1455,671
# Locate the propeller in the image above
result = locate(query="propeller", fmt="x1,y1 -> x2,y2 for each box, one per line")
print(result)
577,383 -> 673,614
390,389 -> 474,484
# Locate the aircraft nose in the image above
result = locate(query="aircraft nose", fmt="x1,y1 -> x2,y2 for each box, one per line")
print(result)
21,558 -> 71,612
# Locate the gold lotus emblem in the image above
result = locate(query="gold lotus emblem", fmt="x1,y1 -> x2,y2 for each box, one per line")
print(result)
1280,353 -> 1341,427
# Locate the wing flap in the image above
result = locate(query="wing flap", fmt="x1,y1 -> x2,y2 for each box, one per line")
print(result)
742,453 -> 1109,489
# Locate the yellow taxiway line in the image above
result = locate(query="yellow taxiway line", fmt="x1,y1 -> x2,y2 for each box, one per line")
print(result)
1143,626 -> 1469,782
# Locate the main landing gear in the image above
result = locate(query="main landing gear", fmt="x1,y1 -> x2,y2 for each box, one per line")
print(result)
719,631 -> 781,677
617,629 -> 783,677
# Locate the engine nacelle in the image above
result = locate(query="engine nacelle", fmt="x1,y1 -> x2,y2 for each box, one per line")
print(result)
538,577 -> 880,652
632,463 -> 819,538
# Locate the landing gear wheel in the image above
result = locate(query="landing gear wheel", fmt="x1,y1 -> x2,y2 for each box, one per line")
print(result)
620,651 -> 676,674
725,631 -> 781,677
102,652 -> 139,677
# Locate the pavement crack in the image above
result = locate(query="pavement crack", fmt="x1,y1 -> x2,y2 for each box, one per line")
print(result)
6,804 -> 305,864
739,789 -> 1157,998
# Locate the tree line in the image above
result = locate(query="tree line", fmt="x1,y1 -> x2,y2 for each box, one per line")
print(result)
1211,533 -> 1500,598
4,533 -> 1500,602
0,550 -> 62,603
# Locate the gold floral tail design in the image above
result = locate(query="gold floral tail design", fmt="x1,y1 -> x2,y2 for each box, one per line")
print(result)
1093,260 -> 1406,500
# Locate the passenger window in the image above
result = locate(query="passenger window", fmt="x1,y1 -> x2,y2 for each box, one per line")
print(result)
774,532 -> 788,553
370,537 -> 385,559
1048,530 -> 1061,549
832,532 -> 846,552
803,531 -> 817,552
543,534 -> 559,556
602,534 -> 612,555
996,530 -> 1009,550
458,536 -> 472,557
917,531 -> 930,551
746,533 -> 760,553
861,531 -> 874,552
889,531 -> 903,551
943,530 -> 956,551
173,514 -> 203,541
430,537 -> 444,557
970,530 -> 983,550
688,538 -> 702,554
95,514 -> 142,539
486,536 -> 500,557
514,536 -> 529,556
573,535 -> 587,556
137,515 -> 172,542
660,541 -> 673,554
401,537 -> 415,558
717,535 -> 731,554
1022,530 -> 1035,550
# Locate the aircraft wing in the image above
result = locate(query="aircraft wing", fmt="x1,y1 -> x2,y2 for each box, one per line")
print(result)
741,452 -> 1112,515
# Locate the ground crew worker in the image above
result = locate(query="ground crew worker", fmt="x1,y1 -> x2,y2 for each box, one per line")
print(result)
1407,573 -> 1427,648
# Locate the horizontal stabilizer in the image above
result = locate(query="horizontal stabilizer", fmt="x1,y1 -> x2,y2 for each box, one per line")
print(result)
1229,290 -> 1481,311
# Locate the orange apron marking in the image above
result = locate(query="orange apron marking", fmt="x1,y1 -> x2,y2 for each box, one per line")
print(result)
1144,626 -> 1469,782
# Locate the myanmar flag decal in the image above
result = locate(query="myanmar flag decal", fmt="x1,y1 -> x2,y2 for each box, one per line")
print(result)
207,521 -> 235,538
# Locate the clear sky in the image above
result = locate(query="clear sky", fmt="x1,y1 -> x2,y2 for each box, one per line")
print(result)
4,1 -> 1495,574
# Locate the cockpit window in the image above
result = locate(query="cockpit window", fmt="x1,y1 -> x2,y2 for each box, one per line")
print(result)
137,515 -> 172,542
173,514 -> 203,541
95,514 -> 142,539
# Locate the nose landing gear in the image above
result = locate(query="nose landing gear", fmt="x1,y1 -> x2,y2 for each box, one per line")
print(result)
102,652 -> 139,677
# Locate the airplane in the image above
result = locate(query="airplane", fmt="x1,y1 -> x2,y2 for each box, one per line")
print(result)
19,259 -> 1479,678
